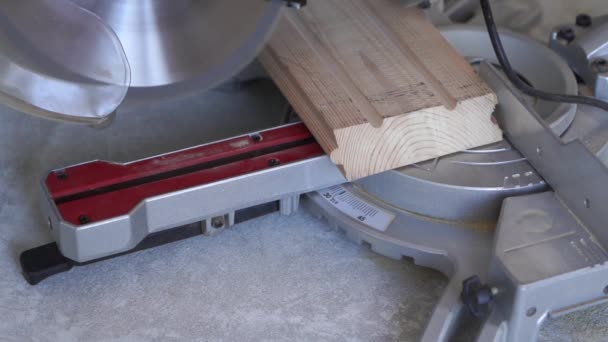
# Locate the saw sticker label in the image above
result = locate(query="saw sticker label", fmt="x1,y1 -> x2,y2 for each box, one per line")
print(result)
317,185 -> 396,232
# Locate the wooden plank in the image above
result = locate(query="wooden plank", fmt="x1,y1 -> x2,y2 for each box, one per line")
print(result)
284,10 -> 384,127
259,0 -> 502,180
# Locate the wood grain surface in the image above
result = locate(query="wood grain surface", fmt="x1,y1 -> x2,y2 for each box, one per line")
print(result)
259,0 -> 502,180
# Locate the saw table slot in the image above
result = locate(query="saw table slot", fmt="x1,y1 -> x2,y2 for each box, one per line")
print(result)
43,123 -> 327,226
52,137 -> 317,205
46,123 -> 315,200
53,143 -> 323,226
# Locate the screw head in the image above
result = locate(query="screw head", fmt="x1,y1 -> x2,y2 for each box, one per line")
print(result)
56,170 -> 68,180
267,158 -> 281,167
576,14 -> 592,28
557,27 -> 576,43
78,215 -> 91,225
211,216 -> 225,229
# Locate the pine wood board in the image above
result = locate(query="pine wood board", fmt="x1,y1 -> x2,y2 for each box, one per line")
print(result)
259,0 -> 502,180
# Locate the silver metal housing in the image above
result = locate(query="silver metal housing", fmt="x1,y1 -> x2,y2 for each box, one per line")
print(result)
43,151 -> 345,263
550,16 -> 608,100
306,64 -> 608,341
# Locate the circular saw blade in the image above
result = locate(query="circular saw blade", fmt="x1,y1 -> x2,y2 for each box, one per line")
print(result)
72,0 -> 284,103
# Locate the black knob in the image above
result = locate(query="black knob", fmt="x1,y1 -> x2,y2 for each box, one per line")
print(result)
576,14 -> 592,28
557,27 -> 576,43
461,275 -> 495,318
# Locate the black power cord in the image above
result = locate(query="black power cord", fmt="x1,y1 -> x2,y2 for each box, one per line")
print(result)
479,0 -> 608,112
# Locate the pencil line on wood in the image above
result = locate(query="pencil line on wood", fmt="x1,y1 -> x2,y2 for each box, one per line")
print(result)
355,0 -> 458,110
284,10 -> 385,128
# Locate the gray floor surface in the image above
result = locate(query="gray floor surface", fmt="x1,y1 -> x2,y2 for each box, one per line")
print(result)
2,1 -> 608,341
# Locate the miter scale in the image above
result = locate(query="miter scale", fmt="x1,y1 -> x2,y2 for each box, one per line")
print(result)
4,1 -> 608,341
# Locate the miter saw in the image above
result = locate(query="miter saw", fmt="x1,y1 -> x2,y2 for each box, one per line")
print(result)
3,1 -> 608,341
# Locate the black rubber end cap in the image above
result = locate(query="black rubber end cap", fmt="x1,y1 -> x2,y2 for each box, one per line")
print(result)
20,243 -> 74,285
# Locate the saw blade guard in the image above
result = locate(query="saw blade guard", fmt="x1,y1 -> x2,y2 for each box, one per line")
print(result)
0,0 -> 131,124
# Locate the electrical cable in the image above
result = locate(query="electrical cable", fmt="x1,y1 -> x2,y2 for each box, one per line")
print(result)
479,0 -> 608,112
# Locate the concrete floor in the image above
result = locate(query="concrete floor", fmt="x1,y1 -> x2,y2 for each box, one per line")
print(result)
0,82 -> 448,341
1,1 -> 608,341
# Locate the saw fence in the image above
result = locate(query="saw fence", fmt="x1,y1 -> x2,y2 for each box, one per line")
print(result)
259,0 -> 502,180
